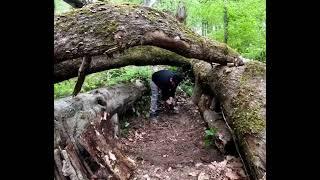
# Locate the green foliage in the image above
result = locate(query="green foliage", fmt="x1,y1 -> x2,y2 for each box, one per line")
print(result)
54,65 -> 195,100
133,95 -> 151,117
153,0 -> 266,62
54,79 -> 76,99
120,117 -> 131,137
179,79 -> 194,97
54,66 -> 152,99
54,0 -> 72,14
204,127 -> 217,147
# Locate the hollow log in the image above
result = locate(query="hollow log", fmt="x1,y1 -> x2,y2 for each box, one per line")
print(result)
54,81 -> 146,179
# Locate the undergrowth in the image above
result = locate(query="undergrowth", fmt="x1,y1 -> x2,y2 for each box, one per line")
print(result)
54,66 -> 194,99
204,127 -> 217,147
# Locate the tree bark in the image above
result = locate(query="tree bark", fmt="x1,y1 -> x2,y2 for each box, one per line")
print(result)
72,56 -> 92,96
192,60 -> 266,180
54,46 -> 191,83
175,1 -> 187,24
54,81 -> 146,179
223,0 -> 228,44
54,2 -> 240,65
63,0 -> 85,8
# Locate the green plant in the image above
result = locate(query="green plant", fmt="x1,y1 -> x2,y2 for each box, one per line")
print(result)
204,127 -> 217,147
120,120 -> 130,137
54,66 -> 153,99
179,79 -> 194,97
54,0 -> 72,15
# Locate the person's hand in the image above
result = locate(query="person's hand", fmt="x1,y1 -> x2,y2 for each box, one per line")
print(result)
166,97 -> 174,105
170,97 -> 177,106
165,99 -> 171,105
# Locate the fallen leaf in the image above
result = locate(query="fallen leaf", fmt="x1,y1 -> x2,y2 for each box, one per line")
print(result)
226,155 -> 235,161
154,167 -> 161,173
226,169 -> 240,180
188,172 -> 197,176
219,160 -> 228,167
208,164 -> 216,170
237,169 -> 247,177
195,163 -> 203,168
228,161 -> 243,168
108,151 -> 116,161
198,172 -> 209,180
142,174 -> 150,180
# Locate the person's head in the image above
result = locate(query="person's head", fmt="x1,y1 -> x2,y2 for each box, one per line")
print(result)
170,73 -> 183,87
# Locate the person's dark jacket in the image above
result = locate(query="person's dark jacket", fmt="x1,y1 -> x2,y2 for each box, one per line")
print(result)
152,70 -> 182,100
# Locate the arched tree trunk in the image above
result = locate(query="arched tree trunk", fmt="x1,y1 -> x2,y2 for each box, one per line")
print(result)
54,2 -> 241,66
54,46 -> 191,83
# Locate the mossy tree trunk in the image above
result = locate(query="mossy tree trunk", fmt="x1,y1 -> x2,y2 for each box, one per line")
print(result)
192,60 -> 266,180
54,46 -> 191,83
54,2 -> 241,66
54,81 -> 146,180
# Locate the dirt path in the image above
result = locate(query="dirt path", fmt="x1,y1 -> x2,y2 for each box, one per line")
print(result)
119,95 -> 247,180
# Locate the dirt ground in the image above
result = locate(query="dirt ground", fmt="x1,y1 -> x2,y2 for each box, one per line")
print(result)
119,94 -> 248,180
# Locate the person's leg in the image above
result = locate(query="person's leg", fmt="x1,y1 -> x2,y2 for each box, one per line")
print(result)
149,80 -> 159,118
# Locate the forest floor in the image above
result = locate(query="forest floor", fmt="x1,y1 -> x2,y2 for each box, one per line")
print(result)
119,93 -> 248,180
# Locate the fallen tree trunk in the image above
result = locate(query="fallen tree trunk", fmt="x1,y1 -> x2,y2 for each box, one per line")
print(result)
54,2 -> 241,66
192,60 -> 266,180
54,46 -> 191,83
54,81 -> 146,179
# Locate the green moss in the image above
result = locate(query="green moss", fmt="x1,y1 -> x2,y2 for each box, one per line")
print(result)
146,13 -> 158,23
94,20 -> 118,36
233,104 -> 265,136
242,61 -> 265,81
231,62 -> 266,136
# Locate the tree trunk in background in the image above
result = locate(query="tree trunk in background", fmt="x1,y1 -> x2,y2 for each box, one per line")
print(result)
54,3 -> 240,66
202,20 -> 208,36
223,0 -> 228,44
54,81 -> 147,179
175,1 -> 187,24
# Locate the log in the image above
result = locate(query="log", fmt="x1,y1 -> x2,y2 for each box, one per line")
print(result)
54,46 -> 191,83
54,80 -> 147,179
192,59 -> 266,180
213,61 -> 266,180
54,2 -> 241,66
